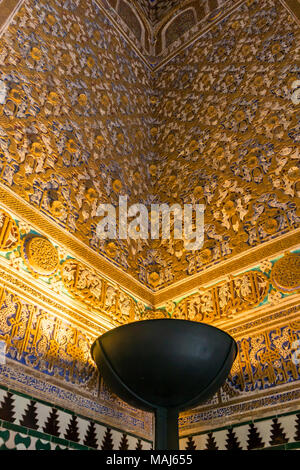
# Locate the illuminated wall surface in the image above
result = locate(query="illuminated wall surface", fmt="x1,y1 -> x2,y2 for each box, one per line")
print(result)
0,0 -> 299,450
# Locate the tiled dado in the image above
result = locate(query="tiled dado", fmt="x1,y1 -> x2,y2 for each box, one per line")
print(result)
0,386 -> 153,451
179,410 -> 300,450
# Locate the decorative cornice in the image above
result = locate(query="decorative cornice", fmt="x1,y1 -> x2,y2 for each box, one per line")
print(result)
153,231 -> 300,305
0,183 -> 299,307
0,183 -> 154,305
0,260 -> 109,335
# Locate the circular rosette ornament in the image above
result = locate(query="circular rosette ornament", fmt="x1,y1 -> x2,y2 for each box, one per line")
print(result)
271,253 -> 300,294
22,235 -> 59,276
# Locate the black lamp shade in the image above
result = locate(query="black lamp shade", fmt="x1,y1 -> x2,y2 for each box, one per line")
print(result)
91,319 -> 237,449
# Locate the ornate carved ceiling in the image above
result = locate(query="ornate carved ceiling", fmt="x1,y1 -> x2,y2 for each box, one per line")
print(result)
134,0 -> 185,24
101,0 -> 240,68
106,0 -> 196,25
0,0 -> 299,442
0,0 -> 299,302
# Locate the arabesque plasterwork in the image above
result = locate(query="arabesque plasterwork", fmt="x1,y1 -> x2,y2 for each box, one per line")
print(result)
0,0 -> 299,294
0,204 -> 299,325
0,204 -> 299,435
0,0 -> 299,438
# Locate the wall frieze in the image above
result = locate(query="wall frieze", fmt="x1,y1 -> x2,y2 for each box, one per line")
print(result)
0,360 -> 153,439
0,188 -> 299,316
0,183 -> 154,305
154,235 -> 300,305
179,388 -> 300,435
0,261 -> 109,335
179,302 -> 300,434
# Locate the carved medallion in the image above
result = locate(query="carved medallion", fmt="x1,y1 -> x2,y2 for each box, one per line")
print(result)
23,236 -> 59,276
0,210 -> 19,251
271,253 -> 300,293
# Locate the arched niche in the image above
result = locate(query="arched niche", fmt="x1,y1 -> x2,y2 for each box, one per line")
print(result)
160,7 -> 198,53
117,0 -> 146,44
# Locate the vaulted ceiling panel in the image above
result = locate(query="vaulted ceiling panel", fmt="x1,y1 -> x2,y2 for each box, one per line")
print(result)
102,0 -> 239,67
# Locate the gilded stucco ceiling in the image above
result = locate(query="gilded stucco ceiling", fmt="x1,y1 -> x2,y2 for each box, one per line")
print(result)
134,0 -> 185,24
0,0 -> 299,300
103,0 -> 236,67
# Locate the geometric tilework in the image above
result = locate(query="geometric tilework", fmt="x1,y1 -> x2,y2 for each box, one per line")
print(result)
0,387 -> 153,451
179,411 -> 300,451
0,425 -> 153,451
0,428 -> 71,451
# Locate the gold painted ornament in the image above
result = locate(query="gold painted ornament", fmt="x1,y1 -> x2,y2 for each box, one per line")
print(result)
271,253 -> 300,293
148,271 -> 160,288
22,235 -> 59,276
0,210 -> 19,251
264,218 -> 278,235
30,47 -> 42,61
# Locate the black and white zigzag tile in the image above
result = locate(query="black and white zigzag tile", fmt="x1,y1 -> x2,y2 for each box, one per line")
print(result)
0,388 -> 152,450
3,386 -> 298,451
180,412 -> 300,450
